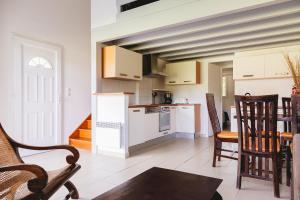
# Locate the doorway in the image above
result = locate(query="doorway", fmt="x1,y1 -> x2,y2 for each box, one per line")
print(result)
221,66 -> 234,131
208,61 -> 234,135
14,36 -> 62,151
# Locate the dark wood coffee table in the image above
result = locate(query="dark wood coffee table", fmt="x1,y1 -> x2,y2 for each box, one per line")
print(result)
93,167 -> 223,200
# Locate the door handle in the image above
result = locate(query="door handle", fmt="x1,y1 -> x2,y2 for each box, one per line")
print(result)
133,110 -> 140,112
120,73 -> 128,77
242,74 -> 254,77
169,81 -> 176,83
184,80 -> 191,83
134,75 -> 141,79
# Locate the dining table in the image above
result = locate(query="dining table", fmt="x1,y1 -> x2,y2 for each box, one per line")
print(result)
233,114 -> 292,122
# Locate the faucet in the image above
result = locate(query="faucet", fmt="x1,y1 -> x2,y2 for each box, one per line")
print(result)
185,98 -> 189,104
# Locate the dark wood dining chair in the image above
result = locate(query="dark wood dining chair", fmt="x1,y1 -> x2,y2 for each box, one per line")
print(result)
279,97 -> 293,186
281,97 -> 293,144
288,95 -> 300,198
206,93 -> 238,167
235,94 -> 282,198
291,95 -> 300,135
0,123 -> 81,200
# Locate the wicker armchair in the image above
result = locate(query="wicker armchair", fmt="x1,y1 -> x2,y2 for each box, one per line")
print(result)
0,123 -> 81,200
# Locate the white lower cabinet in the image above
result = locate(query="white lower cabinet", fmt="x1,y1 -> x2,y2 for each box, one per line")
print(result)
176,106 -> 195,133
128,108 -> 145,146
170,106 -> 177,133
129,105 -> 200,146
144,113 -> 159,141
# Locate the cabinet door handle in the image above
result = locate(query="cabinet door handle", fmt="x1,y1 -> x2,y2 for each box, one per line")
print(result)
134,75 -> 141,79
242,74 -> 254,77
184,80 -> 191,83
169,81 -> 176,83
133,110 -> 140,112
120,73 -> 128,77
163,132 -> 168,135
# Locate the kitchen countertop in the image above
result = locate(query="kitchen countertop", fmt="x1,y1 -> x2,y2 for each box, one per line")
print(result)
128,104 -> 200,108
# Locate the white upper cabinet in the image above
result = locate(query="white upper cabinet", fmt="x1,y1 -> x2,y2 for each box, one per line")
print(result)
233,55 -> 265,80
233,45 -> 300,80
264,53 -> 291,78
102,45 -> 142,80
165,61 -> 200,85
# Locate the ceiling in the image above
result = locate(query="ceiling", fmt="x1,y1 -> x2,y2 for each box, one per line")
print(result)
103,0 -> 300,62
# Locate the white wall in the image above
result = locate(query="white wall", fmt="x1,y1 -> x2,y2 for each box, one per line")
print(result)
91,0 -> 117,29
0,0 -> 91,143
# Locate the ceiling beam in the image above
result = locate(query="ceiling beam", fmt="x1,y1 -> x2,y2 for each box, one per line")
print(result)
131,13 -> 300,51
115,1 -> 300,46
164,36 -> 300,60
156,26 -> 300,57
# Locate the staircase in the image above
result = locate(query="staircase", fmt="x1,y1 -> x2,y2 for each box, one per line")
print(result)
69,114 -> 91,150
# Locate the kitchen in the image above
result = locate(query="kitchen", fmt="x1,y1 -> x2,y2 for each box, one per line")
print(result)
94,45 -> 201,158
93,44 -> 300,158
90,0 -> 300,158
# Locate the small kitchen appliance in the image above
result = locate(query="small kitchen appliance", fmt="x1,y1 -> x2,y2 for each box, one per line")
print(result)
164,92 -> 172,104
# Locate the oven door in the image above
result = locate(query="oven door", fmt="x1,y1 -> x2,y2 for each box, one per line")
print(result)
159,111 -> 170,132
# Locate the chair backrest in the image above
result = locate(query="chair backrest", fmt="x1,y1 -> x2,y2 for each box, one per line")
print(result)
292,95 -> 300,135
206,93 -> 221,136
282,97 -> 292,132
235,95 -> 278,178
0,124 -> 21,166
235,95 -> 280,180
235,94 -> 278,154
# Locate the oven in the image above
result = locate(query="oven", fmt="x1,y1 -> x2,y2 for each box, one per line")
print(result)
159,107 -> 170,132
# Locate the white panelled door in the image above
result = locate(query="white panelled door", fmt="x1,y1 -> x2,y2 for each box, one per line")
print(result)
14,36 -> 61,151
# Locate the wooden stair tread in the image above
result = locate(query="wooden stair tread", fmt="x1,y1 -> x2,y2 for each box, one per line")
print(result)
69,114 -> 92,150
79,128 -> 91,131
70,137 -> 91,142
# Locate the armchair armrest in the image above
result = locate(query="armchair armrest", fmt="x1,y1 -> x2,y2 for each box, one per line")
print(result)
14,143 -> 80,165
0,164 -> 48,193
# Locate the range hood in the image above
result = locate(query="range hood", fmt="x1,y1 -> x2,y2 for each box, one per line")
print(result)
143,54 -> 168,77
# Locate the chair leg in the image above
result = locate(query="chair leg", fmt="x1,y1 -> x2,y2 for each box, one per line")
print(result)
286,146 -> 291,186
279,151 -> 283,185
236,155 -> 242,189
218,142 -> 222,161
272,157 -> 280,198
236,175 -> 242,189
64,181 -> 79,199
212,140 -> 218,167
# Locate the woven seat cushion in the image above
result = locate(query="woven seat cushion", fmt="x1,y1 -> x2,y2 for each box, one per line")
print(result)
10,166 -> 69,200
244,137 -> 280,153
280,132 -> 293,139
217,131 -> 238,139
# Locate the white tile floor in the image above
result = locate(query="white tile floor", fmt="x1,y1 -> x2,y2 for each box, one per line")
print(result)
23,137 -> 291,200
